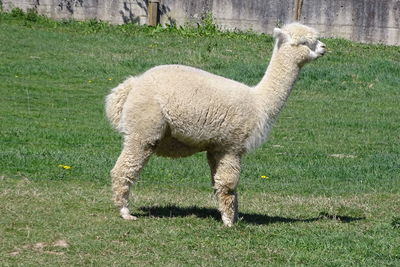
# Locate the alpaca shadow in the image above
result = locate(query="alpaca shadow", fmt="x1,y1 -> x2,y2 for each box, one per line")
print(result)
137,205 -> 365,225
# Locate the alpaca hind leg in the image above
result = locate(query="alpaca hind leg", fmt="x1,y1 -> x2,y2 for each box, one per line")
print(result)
111,137 -> 155,220
210,152 -> 241,227
111,98 -> 166,220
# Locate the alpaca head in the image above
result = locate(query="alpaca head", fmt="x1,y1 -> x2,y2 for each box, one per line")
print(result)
273,23 -> 326,66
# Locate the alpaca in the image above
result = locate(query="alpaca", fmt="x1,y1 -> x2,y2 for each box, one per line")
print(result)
105,23 -> 326,226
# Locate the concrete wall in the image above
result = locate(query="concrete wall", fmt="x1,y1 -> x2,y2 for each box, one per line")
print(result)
3,0 -> 400,45
2,0 -> 149,24
299,0 -> 400,45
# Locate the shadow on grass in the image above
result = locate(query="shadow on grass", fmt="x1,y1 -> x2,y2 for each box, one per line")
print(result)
137,205 -> 365,225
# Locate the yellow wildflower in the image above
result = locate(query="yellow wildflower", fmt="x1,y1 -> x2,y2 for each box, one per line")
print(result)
260,175 -> 269,179
58,164 -> 72,170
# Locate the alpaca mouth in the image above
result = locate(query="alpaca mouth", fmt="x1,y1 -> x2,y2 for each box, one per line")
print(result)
317,49 -> 326,56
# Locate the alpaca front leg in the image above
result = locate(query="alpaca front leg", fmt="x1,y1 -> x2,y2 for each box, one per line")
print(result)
215,188 -> 238,227
111,145 -> 153,220
211,153 -> 241,227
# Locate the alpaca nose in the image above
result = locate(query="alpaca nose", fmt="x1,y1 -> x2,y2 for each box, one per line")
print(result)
319,41 -> 326,48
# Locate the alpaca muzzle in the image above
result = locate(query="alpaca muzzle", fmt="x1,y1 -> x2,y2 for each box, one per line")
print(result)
317,41 -> 327,56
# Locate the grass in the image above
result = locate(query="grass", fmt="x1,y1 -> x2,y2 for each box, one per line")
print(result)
1,10 -> 400,265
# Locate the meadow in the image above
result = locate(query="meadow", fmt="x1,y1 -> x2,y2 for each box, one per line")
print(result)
1,10 -> 399,265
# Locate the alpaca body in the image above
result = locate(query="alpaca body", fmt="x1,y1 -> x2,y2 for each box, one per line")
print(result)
105,23 -> 326,226
114,65 -> 266,157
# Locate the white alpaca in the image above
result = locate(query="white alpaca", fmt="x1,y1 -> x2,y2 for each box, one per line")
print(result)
105,23 -> 326,226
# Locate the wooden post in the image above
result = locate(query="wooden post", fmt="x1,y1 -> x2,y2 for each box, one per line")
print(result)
148,0 -> 160,26
294,0 -> 303,21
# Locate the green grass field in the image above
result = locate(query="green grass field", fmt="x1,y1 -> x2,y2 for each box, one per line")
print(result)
1,10 -> 399,265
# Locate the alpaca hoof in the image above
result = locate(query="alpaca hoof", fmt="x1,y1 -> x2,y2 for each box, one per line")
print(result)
121,214 -> 138,220
120,207 -> 137,220
222,214 -> 234,227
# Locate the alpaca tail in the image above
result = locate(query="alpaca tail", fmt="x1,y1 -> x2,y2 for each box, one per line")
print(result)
105,77 -> 133,132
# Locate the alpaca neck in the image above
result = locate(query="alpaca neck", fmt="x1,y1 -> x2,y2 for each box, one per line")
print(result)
254,44 -> 300,117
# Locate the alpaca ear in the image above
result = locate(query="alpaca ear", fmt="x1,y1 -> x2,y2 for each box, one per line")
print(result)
273,28 -> 290,43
